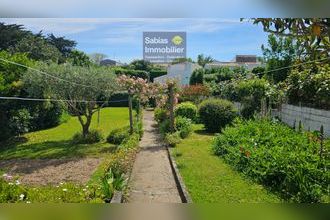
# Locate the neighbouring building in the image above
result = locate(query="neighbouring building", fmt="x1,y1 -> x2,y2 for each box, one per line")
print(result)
153,62 -> 202,85
205,55 -> 262,70
100,59 -> 125,67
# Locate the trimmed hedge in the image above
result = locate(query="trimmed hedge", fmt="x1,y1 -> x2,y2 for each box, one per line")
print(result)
175,102 -> 197,121
198,98 -> 237,132
107,126 -> 130,145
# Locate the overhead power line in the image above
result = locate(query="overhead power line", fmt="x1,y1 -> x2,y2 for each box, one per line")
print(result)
0,96 -> 128,103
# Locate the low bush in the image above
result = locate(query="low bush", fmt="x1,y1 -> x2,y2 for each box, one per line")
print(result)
175,116 -> 192,139
159,119 -> 171,136
175,102 -> 197,121
164,132 -> 182,147
198,99 -> 237,132
72,129 -> 103,144
107,127 -> 130,145
154,108 -> 168,123
213,119 -> 330,202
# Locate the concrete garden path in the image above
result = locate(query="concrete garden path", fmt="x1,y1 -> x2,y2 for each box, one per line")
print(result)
127,110 -> 181,203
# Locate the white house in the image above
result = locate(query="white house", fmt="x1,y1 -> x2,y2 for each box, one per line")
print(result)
154,62 -> 201,85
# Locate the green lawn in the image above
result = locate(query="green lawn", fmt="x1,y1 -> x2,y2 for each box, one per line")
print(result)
171,124 -> 280,203
0,107 -> 130,159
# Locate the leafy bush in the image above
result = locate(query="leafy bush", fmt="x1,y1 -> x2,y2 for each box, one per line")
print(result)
164,132 -> 182,147
72,129 -> 103,144
198,99 -> 237,132
154,108 -> 168,123
179,84 -> 210,103
286,65 -> 330,109
175,116 -> 193,138
213,119 -> 330,202
107,127 -> 130,145
8,109 -> 31,135
175,102 -> 197,121
159,119 -> 171,136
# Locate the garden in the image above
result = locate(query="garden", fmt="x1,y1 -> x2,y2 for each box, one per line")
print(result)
0,18 -> 329,204
153,19 -> 330,203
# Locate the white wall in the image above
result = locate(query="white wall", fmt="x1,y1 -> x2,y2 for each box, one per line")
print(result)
273,104 -> 330,137
154,62 -> 201,85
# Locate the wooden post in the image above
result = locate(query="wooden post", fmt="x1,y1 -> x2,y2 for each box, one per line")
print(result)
169,85 -> 175,133
128,92 -> 134,134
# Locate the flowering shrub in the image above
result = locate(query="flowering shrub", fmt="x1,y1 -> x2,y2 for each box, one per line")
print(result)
179,84 -> 210,103
213,119 -> 330,202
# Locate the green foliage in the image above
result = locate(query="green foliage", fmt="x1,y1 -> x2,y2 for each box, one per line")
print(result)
251,66 -> 266,78
46,33 -> 77,61
175,102 -> 197,121
197,54 -> 214,67
198,99 -> 237,132
175,116 -> 192,139
286,64 -> 330,109
170,124 -> 280,202
8,109 -> 31,135
72,129 -> 103,144
213,119 -> 330,202
107,127 -> 130,145
154,108 -> 168,123
68,50 -> 92,67
261,34 -> 300,83
253,18 -> 330,58
190,69 -> 204,85
0,22 -> 32,50
149,69 -> 167,82
129,59 -> 152,72
10,34 -> 62,62
172,57 -> 193,64
164,132 -> 182,147
179,84 -> 210,104
159,119 -> 171,136
23,63 -> 118,136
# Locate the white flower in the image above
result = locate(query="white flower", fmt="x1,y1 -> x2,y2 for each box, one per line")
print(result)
15,180 -> 20,185
2,173 -> 8,177
60,182 -> 64,185
62,188 -> 68,192
83,188 -> 87,192
19,194 -> 25,200
8,182 -> 14,185
56,185 -> 59,188
26,201 -> 31,204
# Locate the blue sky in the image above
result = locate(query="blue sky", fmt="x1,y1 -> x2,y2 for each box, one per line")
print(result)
1,18 -> 269,63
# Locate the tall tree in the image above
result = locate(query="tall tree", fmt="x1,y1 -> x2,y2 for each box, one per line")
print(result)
69,50 -> 92,67
261,34 -> 300,83
10,34 -> 62,62
23,64 -> 118,137
253,18 -> 330,59
197,54 -> 214,67
129,59 -> 153,71
0,22 -> 32,50
47,34 -> 76,62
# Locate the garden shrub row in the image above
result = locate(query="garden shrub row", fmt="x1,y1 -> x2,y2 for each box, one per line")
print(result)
212,119 -> 330,203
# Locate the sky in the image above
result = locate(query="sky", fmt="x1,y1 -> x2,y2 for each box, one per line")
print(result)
1,18 -> 270,64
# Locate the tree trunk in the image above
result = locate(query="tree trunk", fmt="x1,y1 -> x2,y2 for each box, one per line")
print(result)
128,93 -> 134,134
169,85 -> 175,133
